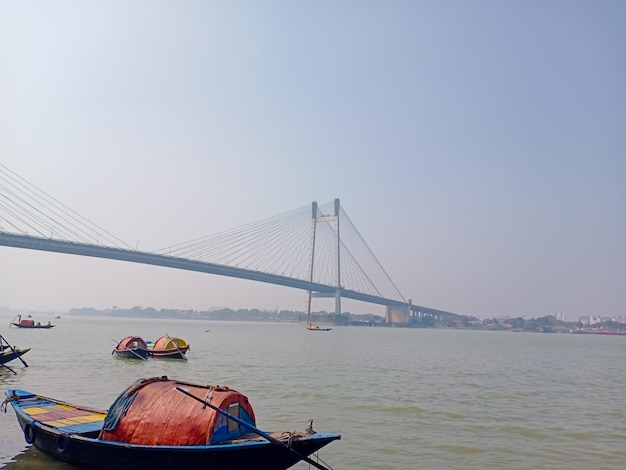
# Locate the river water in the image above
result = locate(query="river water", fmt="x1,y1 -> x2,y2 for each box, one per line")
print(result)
0,313 -> 624,470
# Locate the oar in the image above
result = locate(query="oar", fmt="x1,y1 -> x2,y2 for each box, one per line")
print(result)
0,334 -> 28,368
1,362 -> 17,375
165,333 -> 187,360
125,347 -> 147,360
176,387 -> 332,470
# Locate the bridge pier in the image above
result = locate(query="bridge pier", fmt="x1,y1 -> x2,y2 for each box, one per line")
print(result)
385,305 -> 410,324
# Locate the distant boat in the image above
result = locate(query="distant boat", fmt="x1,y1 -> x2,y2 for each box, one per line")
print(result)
149,335 -> 190,359
5,376 -> 340,469
54,315 -> 61,319
10,315 -> 55,329
112,336 -> 150,360
307,325 -> 332,331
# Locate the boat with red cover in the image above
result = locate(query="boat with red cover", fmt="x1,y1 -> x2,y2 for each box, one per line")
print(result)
10,315 -> 55,329
113,336 -> 150,359
307,324 -> 332,331
3,376 -> 340,470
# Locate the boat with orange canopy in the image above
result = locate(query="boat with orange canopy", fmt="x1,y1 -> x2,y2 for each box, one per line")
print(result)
148,335 -> 189,359
113,336 -> 150,359
4,376 -> 340,469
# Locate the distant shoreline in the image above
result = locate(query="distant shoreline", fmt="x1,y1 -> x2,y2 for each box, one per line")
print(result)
62,307 -> 626,335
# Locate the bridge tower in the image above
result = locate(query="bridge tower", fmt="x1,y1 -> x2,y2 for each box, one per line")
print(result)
306,198 -> 342,319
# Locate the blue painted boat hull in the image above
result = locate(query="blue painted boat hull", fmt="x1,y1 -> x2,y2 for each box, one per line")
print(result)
113,348 -> 150,359
5,388 -> 340,470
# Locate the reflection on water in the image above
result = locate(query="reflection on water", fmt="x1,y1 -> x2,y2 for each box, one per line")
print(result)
6,448 -> 70,470
1,313 -> 626,469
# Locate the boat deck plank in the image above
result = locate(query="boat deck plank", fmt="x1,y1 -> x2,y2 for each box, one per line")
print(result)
21,400 -> 106,433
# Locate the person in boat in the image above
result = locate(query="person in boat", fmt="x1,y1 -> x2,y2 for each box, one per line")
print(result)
47,321 -> 51,326
36,322 -> 41,327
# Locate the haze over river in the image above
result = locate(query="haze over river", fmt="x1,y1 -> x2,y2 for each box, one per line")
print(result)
1,314 -> 624,469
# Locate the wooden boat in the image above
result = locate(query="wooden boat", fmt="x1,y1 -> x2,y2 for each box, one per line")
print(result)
148,335 -> 190,359
10,316 -> 55,329
305,304 -> 332,331
0,333 -> 30,373
3,376 -> 340,470
307,324 -> 332,332
113,336 -> 150,360
0,347 -> 30,366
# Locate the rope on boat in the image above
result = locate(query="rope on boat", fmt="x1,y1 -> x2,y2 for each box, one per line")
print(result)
306,452 -> 334,470
1,392 -> 18,413
279,424 -> 335,470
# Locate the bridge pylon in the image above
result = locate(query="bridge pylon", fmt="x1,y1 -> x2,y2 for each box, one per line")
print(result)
305,198 -> 342,321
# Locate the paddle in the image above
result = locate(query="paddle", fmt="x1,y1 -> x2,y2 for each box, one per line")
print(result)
0,334 -> 28,368
164,333 -> 188,360
176,387 -> 332,470
125,347 -> 147,360
1,363 -> 16,374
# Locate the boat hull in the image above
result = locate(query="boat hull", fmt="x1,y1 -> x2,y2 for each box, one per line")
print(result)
149,346 -> 189,359
307,326 -> 332,331
11,323 -> 55,329
113,348 -> 150,359
7,389 -> 340,470
0,348 -> 30,365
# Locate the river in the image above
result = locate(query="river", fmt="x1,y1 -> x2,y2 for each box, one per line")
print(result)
1,313 -> 625,469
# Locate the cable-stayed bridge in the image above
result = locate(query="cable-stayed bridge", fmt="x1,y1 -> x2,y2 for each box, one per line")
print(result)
0,164 -> 453,323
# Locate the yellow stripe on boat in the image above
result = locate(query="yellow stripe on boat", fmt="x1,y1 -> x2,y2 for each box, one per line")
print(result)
72,414 -> 107,423
43,413 -> 106,428
23,407 -> 50,416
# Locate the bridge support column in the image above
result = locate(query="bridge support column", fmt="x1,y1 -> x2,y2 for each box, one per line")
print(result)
335,289 -> 341,316
385,305 -> 410,325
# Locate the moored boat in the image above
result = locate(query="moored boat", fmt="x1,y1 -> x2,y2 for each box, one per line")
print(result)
113,336 -> 150,359
149,335 -> 190,359
0,347 -> 30,366
3,376 -> 340,470
0,332 -> 30,373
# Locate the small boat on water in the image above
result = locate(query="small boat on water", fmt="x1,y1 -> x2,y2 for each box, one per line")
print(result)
0,333 -> 30,374
10,315 -> 55,329
112,336 -> 150,360
0,347 -> 30,366
148,335 -> 190,359
3,376 -> 340,470
307,324 -> 332,332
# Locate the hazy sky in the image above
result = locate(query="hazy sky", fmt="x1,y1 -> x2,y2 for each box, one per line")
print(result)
1,1 -> 624,320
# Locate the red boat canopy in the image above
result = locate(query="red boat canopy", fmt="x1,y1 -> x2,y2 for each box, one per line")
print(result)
19,319 -> 35,327
99,376 -> 256,445
116,336 -> 148,350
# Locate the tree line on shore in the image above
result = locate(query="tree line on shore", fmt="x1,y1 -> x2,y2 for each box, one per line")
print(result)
67,306 -> 625,332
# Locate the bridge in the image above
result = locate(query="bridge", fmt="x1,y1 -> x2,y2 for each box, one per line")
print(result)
0,164 -> 457,324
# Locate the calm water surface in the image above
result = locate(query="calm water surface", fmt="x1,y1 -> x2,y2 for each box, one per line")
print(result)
1,314 -> 625,469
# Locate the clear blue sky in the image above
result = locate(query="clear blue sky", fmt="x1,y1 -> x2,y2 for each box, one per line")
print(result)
1,1 -> 624,319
